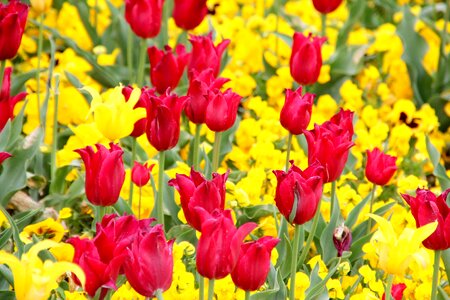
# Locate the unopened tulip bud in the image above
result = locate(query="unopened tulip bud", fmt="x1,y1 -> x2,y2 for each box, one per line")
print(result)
333,224 -> 351,257
30,0 -> 52,15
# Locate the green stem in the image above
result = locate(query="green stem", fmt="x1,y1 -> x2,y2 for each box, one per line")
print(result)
431,250 -> 441,300
212,131 -> 222,173
289,225 -> 301,300
245,290 -> 250,300
385,274 -> 394,300
137,38 -> 147,87
138,186 -> 142,219
297,200 -> 321,267
36,14 -> 45,126
285,133 -> 293,171
321,13 -> 327,37
367,184 -> 377,235
157,150 -> 166,227
127,29 -> 134,84
193,124 -> 202,170
155,289 -> 164,300
159,0 -> 170,48
435,0 -> 450,93
51,74 -> 60,183
330,180 -> 337,221
199,274 -> 205,300
0,60 -> 5,89
208,279 -> 215,300
128,138 -> 137,207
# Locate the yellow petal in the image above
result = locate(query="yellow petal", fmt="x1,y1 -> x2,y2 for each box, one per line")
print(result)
367,214 -> 396,244
0,251 -> 28,300
127,88 -> 142,109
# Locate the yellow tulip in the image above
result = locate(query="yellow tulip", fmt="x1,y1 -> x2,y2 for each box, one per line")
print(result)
30,0 -> 53,15
367,214 -> 437,276
84,86 -> 146,142
0,240 -> 85,300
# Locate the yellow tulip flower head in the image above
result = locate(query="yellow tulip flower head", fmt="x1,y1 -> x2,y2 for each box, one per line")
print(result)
84,86 -> 146,142
0,240 -> 85,300
367,214 -> 437,276
30,0 -> 53,15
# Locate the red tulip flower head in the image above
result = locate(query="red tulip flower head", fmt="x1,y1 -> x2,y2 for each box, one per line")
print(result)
231,236 -> 280,291
74,143 -> 125,206
205,88 -> 242,132
312,0 -> 344,14
125,0 -> 164,39
131,161 -> 154,187
382,283 -> 407,300
122,86 -> 148,137
273,161 -> 324,225
365,148 -> 397,186
188,33 -> 230,79
304,110 -> 354,183
0,0 -> 29,61
280,87 -> 315,135
196,209 -> 257,279
145,89 -> 187,151
185,68 -> 229,124
402,188 -> 450,250
333,224 -> 352,257
148,45 -> 190,94
0,152 -> 11,165
169,168 -> 228,231
290,32 -> 326,85
0,67 -> 27,131
123,224 -> 174,297
173,0 -> 208,30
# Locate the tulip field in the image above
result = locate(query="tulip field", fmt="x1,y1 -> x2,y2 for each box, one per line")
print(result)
1,0 -> 450,299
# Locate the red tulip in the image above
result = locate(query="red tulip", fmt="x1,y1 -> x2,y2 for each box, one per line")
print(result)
0,67 -> 26,131
145,89 -> 187,151
273,161 -> 324,225
173,0 -> 208,30
122,86 -> 148,137
188,33 -> 230,79
382,283 -> 407,300
312,0 -> 344,14
74,143 -> 125,206
205,88 -> 242,132
185,68 -> 229,124
365,148 -> 397,186
148,45 -> 190,94
402,188 -> 450,250
0,152 -> 11,165
231,236 -> 280,291
196,209 -> 257,279
125,0 -> 164,39
168,168 -> 228,231
333,224 -> 352,257
0,0 -> 28,61
290,32 -> 326,85
280,87 -> 314,135
123,224 -> 174,297
131,161 -> 154,187
304,110 -> 354,183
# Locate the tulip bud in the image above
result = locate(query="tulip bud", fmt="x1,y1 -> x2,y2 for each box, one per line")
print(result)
333,224 -> 352,257
280,87 -> 314,135
0,0 -> 29,61
0,67 -> 27,132
365,148 -> 397,186
30,0 -> 52,15
382,283 -> 407,300
125,0 -> 164,39
312,0 -> 344,14
289,32 -> 326,85
131,161 -> 154,187
205,88 -> 242,132
173,0 -> 208,30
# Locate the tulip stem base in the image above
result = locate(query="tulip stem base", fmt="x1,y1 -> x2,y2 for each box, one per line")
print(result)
285,133 -> 293,171
245,290 -> 250,300
298,200 -> 321,267
367,184 -> 377,235
129,138 -> 137,208
289,224 -> 301,300
199,274 -> 205,300
0,60 -> 5,89
208,279 -> 215,300
137,38 -> 147,86
385,274 -> 394,300
212,131 -> 222,173
155,289 -> 164,300
95,206 -> 107,227
321,13 -> 327,37
157,150 -> 166,227
431,250 -> 441,300
193,124 -> 202,170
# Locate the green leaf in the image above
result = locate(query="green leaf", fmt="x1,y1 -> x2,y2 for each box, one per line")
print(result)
70,0 -> 100,46
441,249 -> 450,289
329,45 -> 368,77
250,265 -> 286,300
426,135 -> 450,189
0,291 -> 15,300
113,197 -> 133,215
236,205 -> 277,226
0,206 -> 24,257
166,225 -> 196,243
336,0 -> 367,47
320,193 -> 340,264
345,193 -> 371,229
305,262 -> 337,299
